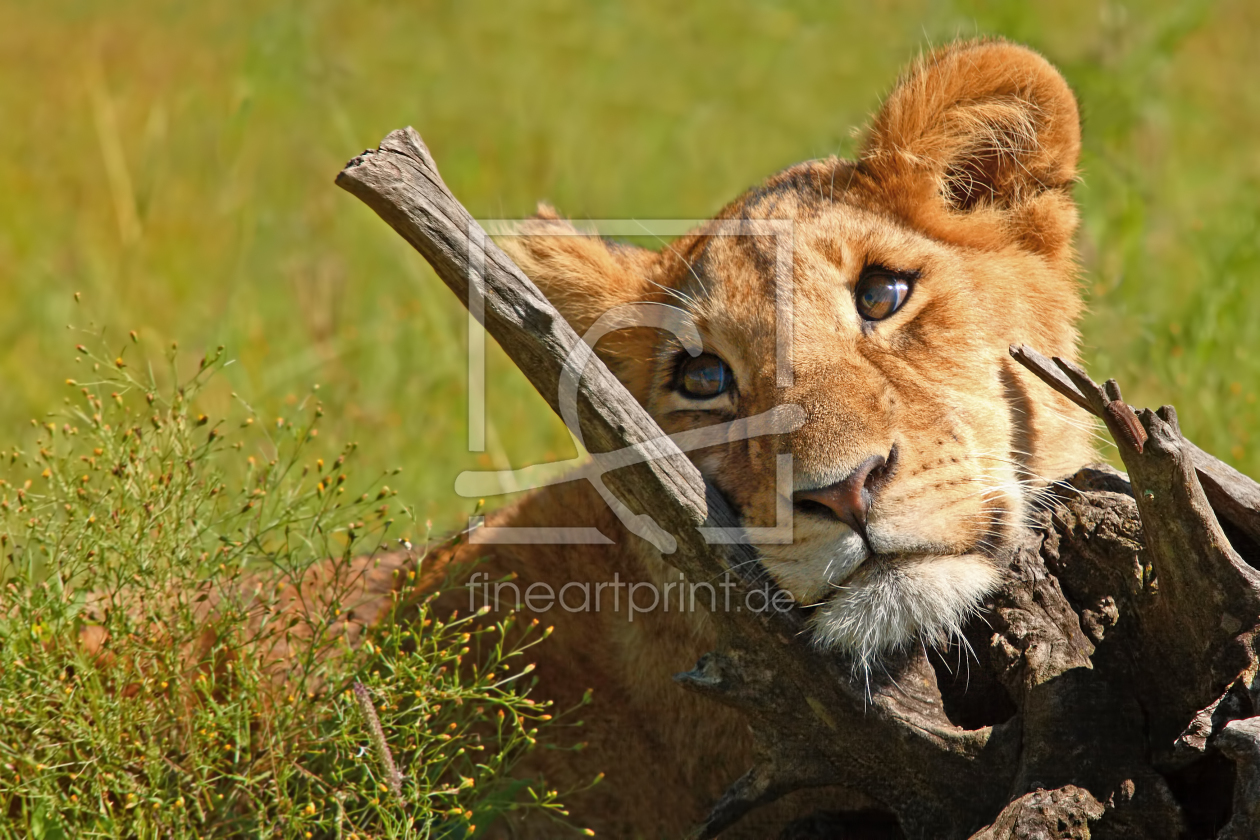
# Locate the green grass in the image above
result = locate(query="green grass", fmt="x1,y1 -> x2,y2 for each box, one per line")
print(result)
0,0 -> 1257,531
0,344 -> 579,838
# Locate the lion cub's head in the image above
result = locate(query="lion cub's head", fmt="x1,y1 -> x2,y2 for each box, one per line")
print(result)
502,39 -> 1095,667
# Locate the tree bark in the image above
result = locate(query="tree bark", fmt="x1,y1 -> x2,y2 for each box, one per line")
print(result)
336,128 -> 1260,839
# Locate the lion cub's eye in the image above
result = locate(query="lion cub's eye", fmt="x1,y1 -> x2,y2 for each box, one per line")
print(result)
676,354 -> 733,399
854,270 -> 913,321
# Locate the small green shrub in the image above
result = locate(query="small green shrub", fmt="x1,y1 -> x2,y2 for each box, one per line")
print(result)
0,337 -> 578,839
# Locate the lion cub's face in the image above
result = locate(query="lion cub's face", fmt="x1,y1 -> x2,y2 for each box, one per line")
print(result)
505,40 -> 1095,667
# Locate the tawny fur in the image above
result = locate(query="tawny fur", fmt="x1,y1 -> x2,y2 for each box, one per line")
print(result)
207,38 -> 1096,838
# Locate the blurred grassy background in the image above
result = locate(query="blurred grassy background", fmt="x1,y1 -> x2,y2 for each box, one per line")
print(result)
1,0 -> 1256,532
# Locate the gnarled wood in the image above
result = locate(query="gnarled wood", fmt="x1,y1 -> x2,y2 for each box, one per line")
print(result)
1011,343 -> 1260,556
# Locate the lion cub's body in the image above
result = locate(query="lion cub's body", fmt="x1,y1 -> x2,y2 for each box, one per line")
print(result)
417,39 -> 1095,837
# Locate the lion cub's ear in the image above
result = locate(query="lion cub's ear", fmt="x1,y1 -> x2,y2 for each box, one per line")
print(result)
859,39 -> 1081,256
498,205 -> 656,337
497,206 -> 660,393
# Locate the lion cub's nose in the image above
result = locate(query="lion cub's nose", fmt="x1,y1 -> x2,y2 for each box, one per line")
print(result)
793,452 -> 895,537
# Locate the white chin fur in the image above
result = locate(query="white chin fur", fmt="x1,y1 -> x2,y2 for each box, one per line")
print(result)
808,554 -> 1002,674
761,528 -> 868,605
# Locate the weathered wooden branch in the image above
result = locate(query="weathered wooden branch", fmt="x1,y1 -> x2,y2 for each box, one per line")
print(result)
336,128 -> 1260,838
334,128 -> 740,583
1011,344 -> 1260,555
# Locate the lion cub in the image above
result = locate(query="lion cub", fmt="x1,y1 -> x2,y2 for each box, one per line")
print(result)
415,37 -> 1094,838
